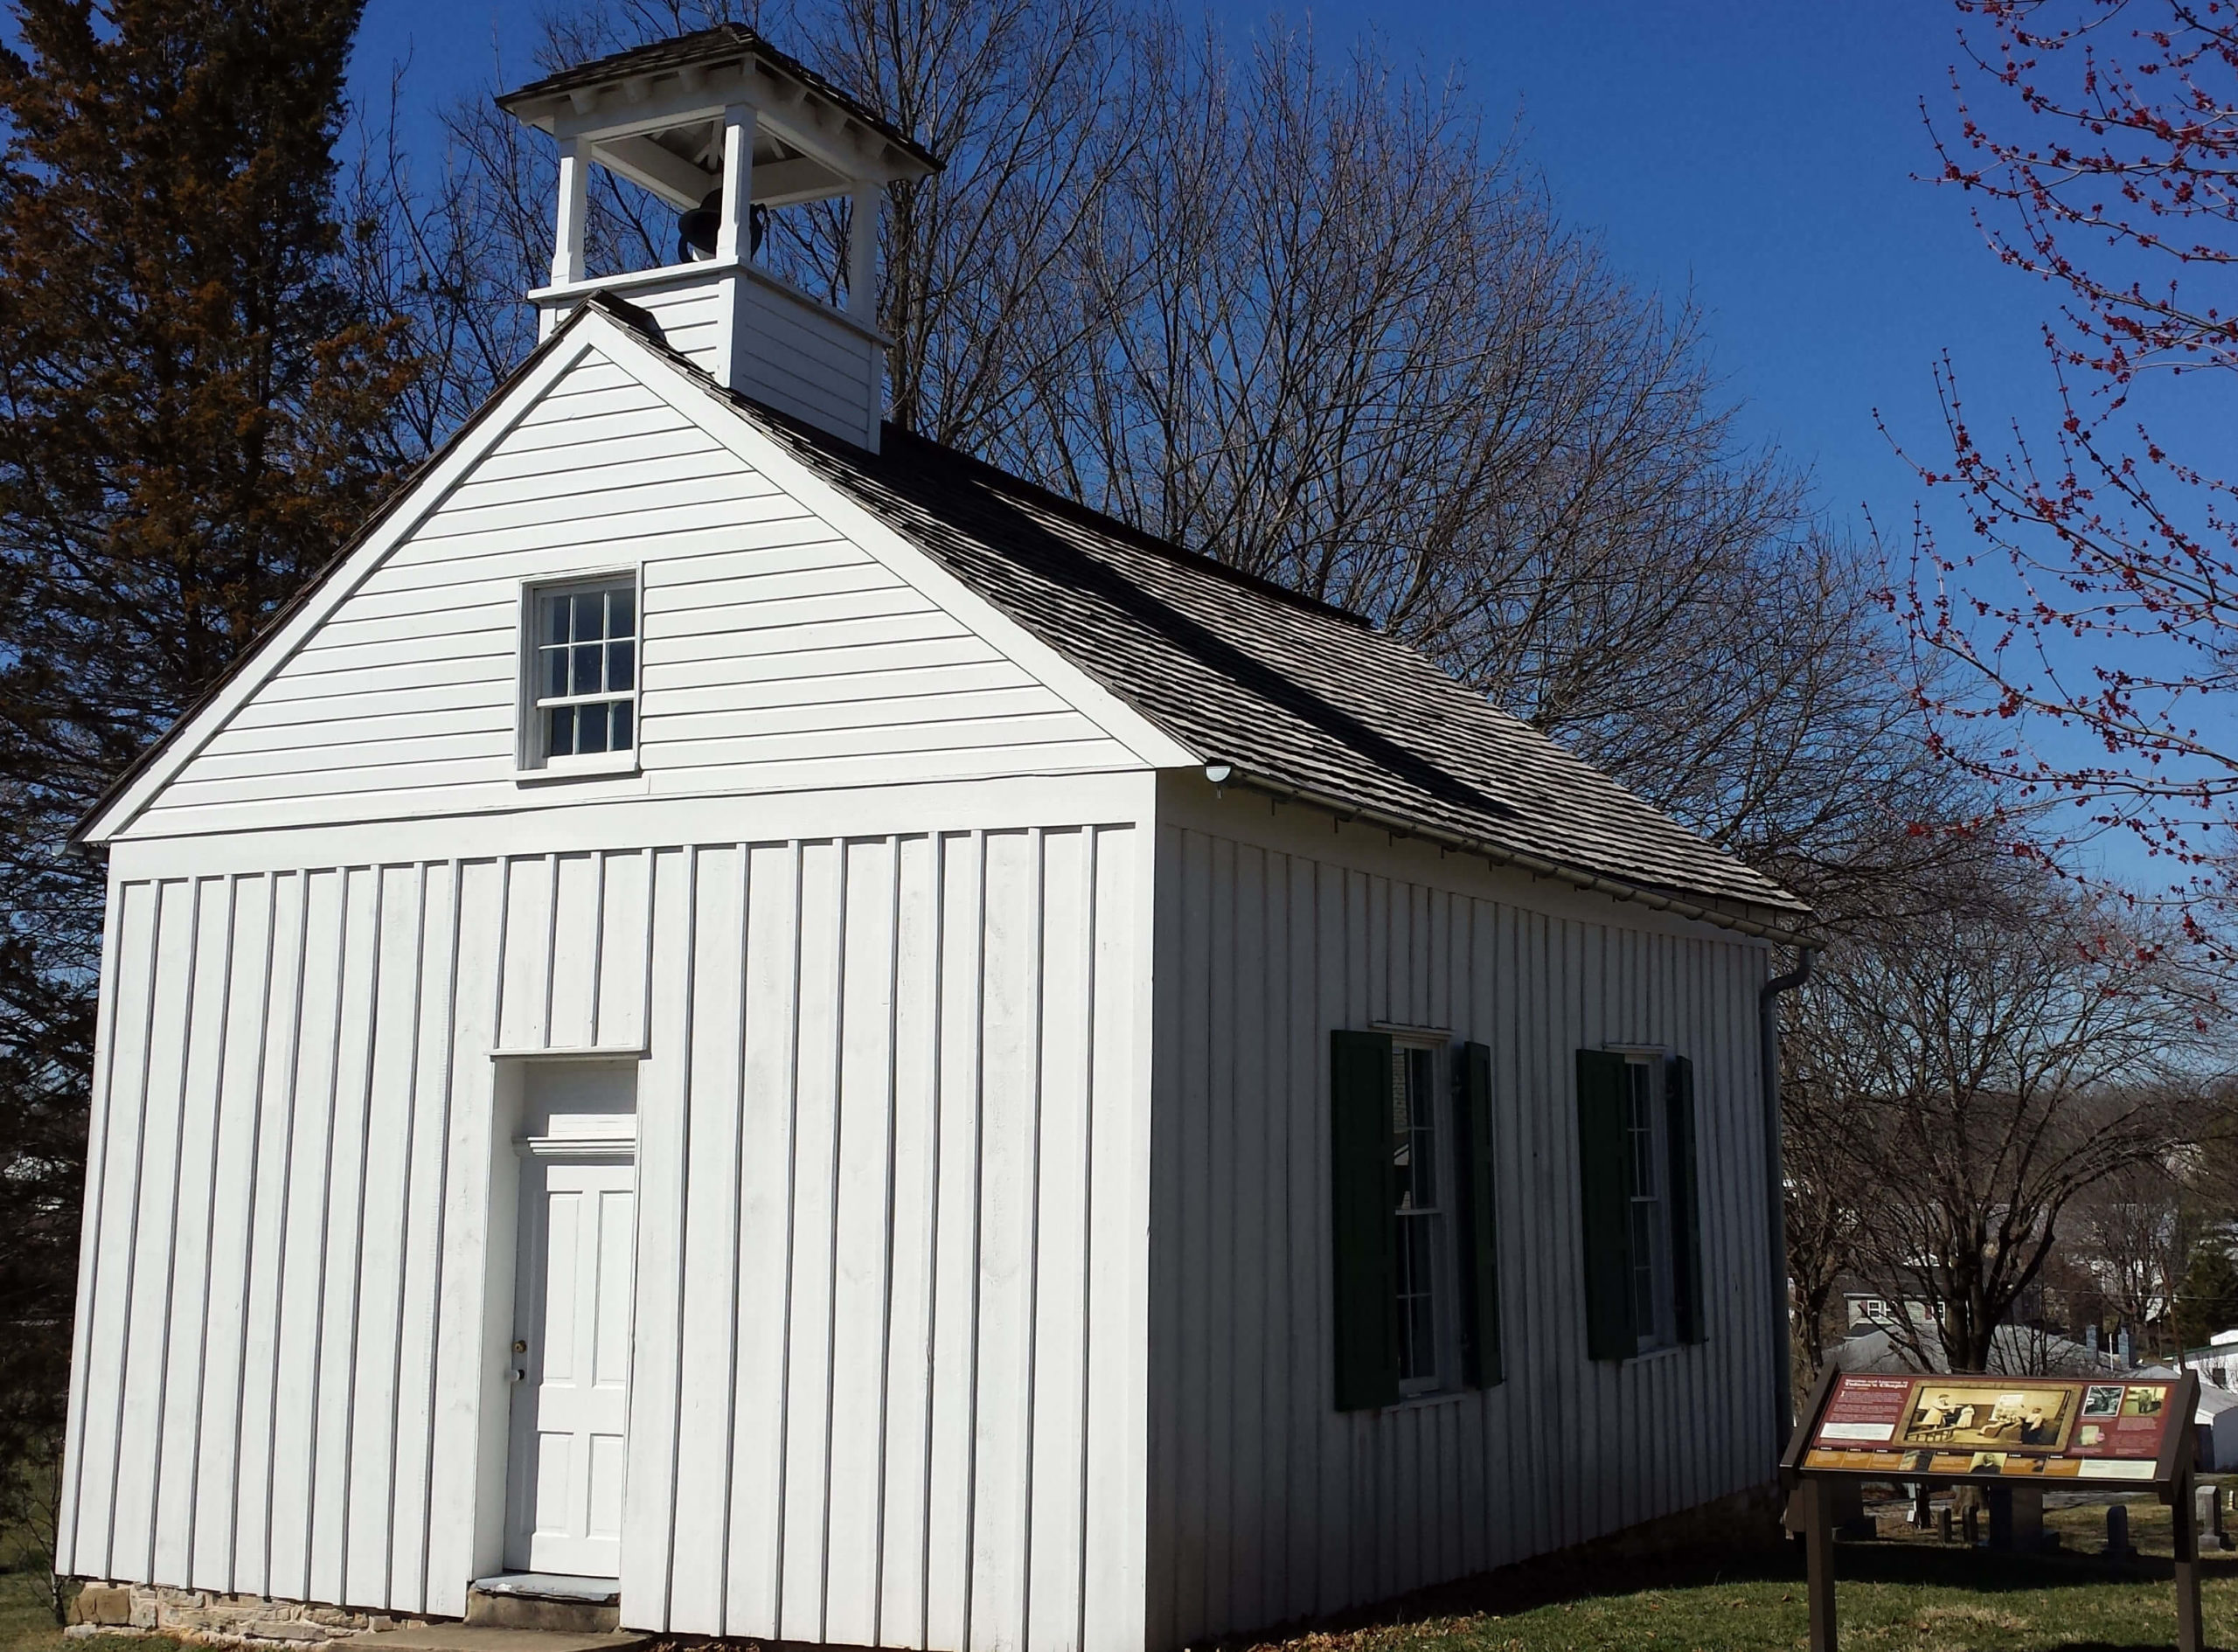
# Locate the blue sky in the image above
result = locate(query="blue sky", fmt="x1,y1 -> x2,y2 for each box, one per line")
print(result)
348,0 -> 2065,553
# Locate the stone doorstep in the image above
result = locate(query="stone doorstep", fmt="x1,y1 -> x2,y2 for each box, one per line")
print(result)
468,1578 -> 620,1607
462,1576 -> 622,1634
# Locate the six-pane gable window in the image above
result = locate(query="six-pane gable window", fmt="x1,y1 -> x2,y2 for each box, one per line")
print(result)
525,577 -> 638,769
1330,1030 -> 1502,1411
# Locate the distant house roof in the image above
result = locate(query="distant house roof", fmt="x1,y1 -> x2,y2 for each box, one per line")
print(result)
495,24 -> 941,175
1833,1323 -> 2119,1378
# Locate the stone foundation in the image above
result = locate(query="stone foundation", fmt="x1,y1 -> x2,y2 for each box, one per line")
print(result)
66,1583 -> 438,1650
67,1490 -> 1789,1651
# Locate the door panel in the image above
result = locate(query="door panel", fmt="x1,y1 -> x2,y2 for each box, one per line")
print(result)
507,1155 -> 635,1577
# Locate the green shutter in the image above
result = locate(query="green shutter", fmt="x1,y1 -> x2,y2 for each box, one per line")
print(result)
1452,1041 -> 1504,1387
1667,1054 -> 1707,1343
1577,1048 -> 1636,1361
1331,1030 -> 1399,1410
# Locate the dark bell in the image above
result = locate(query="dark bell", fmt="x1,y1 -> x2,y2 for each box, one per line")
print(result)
676,191 -> 769,263
677,190 -> 722,261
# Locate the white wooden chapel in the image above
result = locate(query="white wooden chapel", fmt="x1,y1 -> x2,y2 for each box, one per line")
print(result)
56,25 -> 1812,1652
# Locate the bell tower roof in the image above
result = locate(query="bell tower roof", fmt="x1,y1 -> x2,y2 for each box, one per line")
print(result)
497,24 -> 941,193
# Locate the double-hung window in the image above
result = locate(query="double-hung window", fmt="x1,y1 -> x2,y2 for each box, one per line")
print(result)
1330,1029 -> 1503,1411
523,577 -> 639,772
1390,1043 -> 1445,1392
1623,1056 -> 1676,1353
1577,1047 -> 1703,1360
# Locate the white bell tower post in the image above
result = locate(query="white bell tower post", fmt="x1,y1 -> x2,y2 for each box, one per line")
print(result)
498,28 -> 939,452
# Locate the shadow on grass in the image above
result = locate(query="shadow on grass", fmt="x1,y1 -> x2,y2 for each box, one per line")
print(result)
1827,1539 -> 2225,1591
1259,1536 -> 2238,1642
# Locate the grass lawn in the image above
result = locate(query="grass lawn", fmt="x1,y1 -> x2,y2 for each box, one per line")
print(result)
0,1567 -> 150,1652
3,1496 -> 2236,1652
0,1523 -> 177,1652
1271,1497 -> 2238,1652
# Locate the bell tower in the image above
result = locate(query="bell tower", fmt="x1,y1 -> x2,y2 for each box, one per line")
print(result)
497,28 -> 940,451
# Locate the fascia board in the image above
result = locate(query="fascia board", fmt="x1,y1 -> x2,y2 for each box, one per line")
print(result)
80,333 -> 604,846
573,308 -> 1202,773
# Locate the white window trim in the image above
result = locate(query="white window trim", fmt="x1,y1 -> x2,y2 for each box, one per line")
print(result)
516,568 -> 643,780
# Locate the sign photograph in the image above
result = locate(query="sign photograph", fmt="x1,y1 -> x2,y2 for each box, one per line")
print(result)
1896,1381 -> 2075,1448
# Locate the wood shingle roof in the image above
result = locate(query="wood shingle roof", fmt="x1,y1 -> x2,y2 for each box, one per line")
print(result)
718,378 -> 1810,933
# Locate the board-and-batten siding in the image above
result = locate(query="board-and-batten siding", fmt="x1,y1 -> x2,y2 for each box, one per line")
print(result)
60,826 -> 1149,1652
1146,815 -> 1774,1649
127,344 -> 1135,839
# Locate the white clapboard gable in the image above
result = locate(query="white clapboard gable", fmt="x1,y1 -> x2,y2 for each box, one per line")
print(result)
87,307 -> 1194,845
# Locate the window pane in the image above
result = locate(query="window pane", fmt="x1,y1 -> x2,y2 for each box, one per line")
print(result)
608,588 -> 635,637
1396,1218 -> 1438,1383
539,645 -> 565,699
545,705 -> 575,757
572,642 -> 601,695
609,700 -> 633,752
543,596 -> 568,645
1408,1049 -> 1438,1197
1628,1066 -> 1656,1198
582,703 -> 613,754
1391,1052 -> 1416,1210
607,638 -> 635,692
573,592 -> 605,642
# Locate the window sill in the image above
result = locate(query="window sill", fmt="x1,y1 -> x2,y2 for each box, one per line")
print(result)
515,752 -> 642,784
1379,1386 -> 1481,1414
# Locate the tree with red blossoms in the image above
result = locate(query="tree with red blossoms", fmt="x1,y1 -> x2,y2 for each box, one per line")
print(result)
1897,0 -> 2238,950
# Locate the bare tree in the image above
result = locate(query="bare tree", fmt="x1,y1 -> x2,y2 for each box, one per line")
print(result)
1004,15 -> 1957,890
2059,1156 -> 2207,1360
355,0 -> 1141,454
1783,1090 -> 1873,1378
1890,0 -> 2238,951
1787,862 -> 2219,1372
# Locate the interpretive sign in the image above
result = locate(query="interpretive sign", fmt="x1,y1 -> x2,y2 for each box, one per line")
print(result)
1780,1368 -> 2200,1652
1797,1372 -> 2176,1481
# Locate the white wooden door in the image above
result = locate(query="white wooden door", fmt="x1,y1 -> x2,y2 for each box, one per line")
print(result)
507,1155 -> 635,1576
